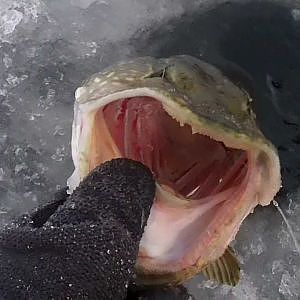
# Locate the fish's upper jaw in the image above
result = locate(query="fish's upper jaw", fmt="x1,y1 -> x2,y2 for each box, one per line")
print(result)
75,55 -> 263,140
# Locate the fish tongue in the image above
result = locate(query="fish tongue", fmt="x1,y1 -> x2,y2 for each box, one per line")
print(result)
139,186 -> 235,263
156,183 -> 189,207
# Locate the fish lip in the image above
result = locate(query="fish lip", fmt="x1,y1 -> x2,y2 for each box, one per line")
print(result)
67,94 -> 279,282
68,88 -> 280,205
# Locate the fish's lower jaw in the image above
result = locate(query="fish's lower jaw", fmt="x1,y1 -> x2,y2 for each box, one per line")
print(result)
135,151 -> 261,285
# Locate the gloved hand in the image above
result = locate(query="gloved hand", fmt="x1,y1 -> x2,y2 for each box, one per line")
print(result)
0,158 -> 155,300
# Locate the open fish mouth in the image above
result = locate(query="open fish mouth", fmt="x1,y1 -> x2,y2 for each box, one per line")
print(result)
67,55 -> 281,285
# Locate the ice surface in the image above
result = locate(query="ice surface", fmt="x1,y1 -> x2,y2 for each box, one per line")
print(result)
0,9 -> 23,36
0,0 -> 299,299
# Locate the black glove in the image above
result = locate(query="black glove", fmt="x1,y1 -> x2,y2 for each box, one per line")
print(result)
0,158 -> 155,300
127,285 -> 193,300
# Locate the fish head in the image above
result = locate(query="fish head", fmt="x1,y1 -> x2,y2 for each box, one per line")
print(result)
67,55 -> 281,285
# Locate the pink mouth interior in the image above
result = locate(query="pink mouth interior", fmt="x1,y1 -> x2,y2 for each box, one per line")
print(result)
89,96 -> 249,268
102,97 -> 248,199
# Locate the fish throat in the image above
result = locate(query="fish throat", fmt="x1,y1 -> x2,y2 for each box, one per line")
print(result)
88,96 -> 250,270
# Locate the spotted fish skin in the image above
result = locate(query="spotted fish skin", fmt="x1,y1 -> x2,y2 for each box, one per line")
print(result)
76,56 -> 264,141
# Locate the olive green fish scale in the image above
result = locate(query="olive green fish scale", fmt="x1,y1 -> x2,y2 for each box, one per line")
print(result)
76,55 -> 267,146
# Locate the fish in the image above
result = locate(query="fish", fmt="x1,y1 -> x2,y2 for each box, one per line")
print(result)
67,55 -> 281,286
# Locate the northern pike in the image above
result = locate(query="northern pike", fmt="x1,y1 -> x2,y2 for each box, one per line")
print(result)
67,55 -> 281,286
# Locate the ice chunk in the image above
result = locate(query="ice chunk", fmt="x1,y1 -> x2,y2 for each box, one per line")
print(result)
0,9 -> 23,35
70,0 -> 99,9
3,54 -> 12,68
279,271 -> 300,298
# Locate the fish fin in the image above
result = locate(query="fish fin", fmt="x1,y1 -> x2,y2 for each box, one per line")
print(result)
201,246 -> 240,286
